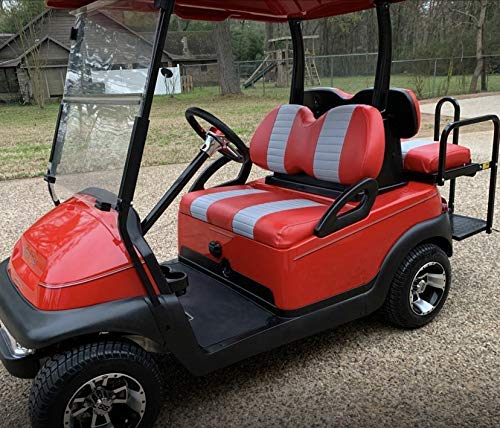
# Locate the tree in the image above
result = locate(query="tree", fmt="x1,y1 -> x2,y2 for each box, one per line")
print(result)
0,0 -> 45,33
12,9 -> 51,108
213,20 -> 242,95
469,0 -> 488,93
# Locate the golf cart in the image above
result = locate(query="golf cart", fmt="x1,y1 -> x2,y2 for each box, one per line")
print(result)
0,0 -> 499,426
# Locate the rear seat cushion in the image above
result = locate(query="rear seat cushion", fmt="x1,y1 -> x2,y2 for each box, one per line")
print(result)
250,104 -> 385,185
180,185 -> 331,248
402,140 -> 471,174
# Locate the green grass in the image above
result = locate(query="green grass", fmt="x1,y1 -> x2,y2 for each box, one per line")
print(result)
0,74 -> 498,181
250,74 -> 500,99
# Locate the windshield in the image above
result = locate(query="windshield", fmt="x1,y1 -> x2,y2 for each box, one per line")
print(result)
49,1 -> 160,205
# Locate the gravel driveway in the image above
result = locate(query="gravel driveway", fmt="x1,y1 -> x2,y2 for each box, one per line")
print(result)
0,129 -> 498,427
420,93 -> 500,118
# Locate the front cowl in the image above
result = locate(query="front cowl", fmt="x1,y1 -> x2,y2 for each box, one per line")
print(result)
7,193 -> 147,311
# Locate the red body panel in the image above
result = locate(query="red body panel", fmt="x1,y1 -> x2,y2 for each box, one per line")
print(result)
7,183 -> 442,312
7,194 -> 152,311
178,181 -> 442,310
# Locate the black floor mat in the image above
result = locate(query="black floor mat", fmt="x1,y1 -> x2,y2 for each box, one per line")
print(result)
169,262 -> 276,349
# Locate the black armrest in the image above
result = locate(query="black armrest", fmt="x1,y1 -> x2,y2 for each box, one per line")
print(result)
314,178 -> 379,238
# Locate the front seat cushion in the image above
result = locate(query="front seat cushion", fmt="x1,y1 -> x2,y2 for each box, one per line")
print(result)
180,184 -> 332,249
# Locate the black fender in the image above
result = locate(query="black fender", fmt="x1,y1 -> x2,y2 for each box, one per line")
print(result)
0,260 -> 164,351
366,212 -> 452,313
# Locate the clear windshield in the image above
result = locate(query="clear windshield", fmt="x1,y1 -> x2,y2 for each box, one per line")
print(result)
49,1 -> 159,204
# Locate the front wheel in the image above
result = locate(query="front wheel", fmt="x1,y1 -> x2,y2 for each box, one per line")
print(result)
381,243 -> 451,329
29,341 -> 164,428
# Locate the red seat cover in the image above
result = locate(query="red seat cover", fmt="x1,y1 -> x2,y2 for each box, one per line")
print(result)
180,184 -> 338,249
402,140 -> 471,174
180,104 -> 385,248
250,104 -> 385,185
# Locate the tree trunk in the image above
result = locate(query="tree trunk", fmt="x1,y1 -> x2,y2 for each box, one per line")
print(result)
213,20 -> 242,95
481,57 -> 487,91
469,0 -> 488,93
265,22 -> 274,50
318,18 -> 330,56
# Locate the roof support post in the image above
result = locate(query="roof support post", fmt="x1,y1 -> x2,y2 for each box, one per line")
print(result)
119,0 -> 174,204
117,0 -> 176,310
289,19 -> 305,105
372,0 -> 392,112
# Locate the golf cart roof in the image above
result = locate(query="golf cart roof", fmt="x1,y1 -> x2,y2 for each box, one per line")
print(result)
46,0 -> 404,22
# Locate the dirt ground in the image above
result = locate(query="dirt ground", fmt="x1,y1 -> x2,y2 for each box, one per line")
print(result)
0,96 -> 498,427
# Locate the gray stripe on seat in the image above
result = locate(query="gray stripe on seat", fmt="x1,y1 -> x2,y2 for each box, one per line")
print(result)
313,105 -> 357,182
190,189 -> 267,222
267,105 -> 302,173
232,199 -> 323,240
401,139 -> 435,160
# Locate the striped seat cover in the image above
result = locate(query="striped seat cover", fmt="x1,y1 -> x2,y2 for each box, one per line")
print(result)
401,139 -> 471,174
249,103 -> 385,185
180,184 -> 333,249
180,104 -> 384,248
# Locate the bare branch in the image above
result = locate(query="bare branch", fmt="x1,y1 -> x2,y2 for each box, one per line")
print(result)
449,8 -> 478,23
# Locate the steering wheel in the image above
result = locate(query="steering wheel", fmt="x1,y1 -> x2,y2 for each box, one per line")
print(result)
185,107 -> 250,164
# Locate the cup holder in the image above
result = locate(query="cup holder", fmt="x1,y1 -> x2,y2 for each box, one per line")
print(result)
161,266 -> 189,296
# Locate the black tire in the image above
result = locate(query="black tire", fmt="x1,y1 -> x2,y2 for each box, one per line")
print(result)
29,341 -> 164,428
381,243 -> 451,329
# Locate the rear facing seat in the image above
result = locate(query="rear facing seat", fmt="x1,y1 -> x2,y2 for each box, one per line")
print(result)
401,139 -> 471,174
304,86 -> 471,174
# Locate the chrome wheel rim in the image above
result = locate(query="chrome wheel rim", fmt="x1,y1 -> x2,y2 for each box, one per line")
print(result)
409,262 -> 447,316
64,373 -> 146,428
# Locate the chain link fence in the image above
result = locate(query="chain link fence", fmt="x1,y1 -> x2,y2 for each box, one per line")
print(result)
180,53 -> 500,99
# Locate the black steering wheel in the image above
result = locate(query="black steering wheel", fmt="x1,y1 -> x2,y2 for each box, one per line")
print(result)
185,107 -> 250,164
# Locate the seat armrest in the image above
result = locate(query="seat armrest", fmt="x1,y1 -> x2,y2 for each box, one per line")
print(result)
314,178 -> 379,238
437,114 -> 499,185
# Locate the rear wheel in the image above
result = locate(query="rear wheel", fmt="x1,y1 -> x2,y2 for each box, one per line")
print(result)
29,341 -> 164,428
381,243 -> 451,329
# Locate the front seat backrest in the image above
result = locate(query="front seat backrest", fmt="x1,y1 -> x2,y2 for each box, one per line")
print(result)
250,104 -> 385,186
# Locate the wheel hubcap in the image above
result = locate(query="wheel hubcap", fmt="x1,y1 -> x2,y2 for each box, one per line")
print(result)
64,373 -> 146,428
409,262 -> 447,316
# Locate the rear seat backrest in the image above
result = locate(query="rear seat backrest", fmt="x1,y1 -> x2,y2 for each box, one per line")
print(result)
304,87 -> 421,139
250,104 -> 385,186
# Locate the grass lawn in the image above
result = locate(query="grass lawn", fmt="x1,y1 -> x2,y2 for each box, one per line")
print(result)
0,74 -> 498,181
0,89 -> 285,180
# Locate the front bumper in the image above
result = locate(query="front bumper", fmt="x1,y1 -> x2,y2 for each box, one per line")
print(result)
0,260 -> 40,378
0,323 -> 39,378
0,258 -> 165,379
